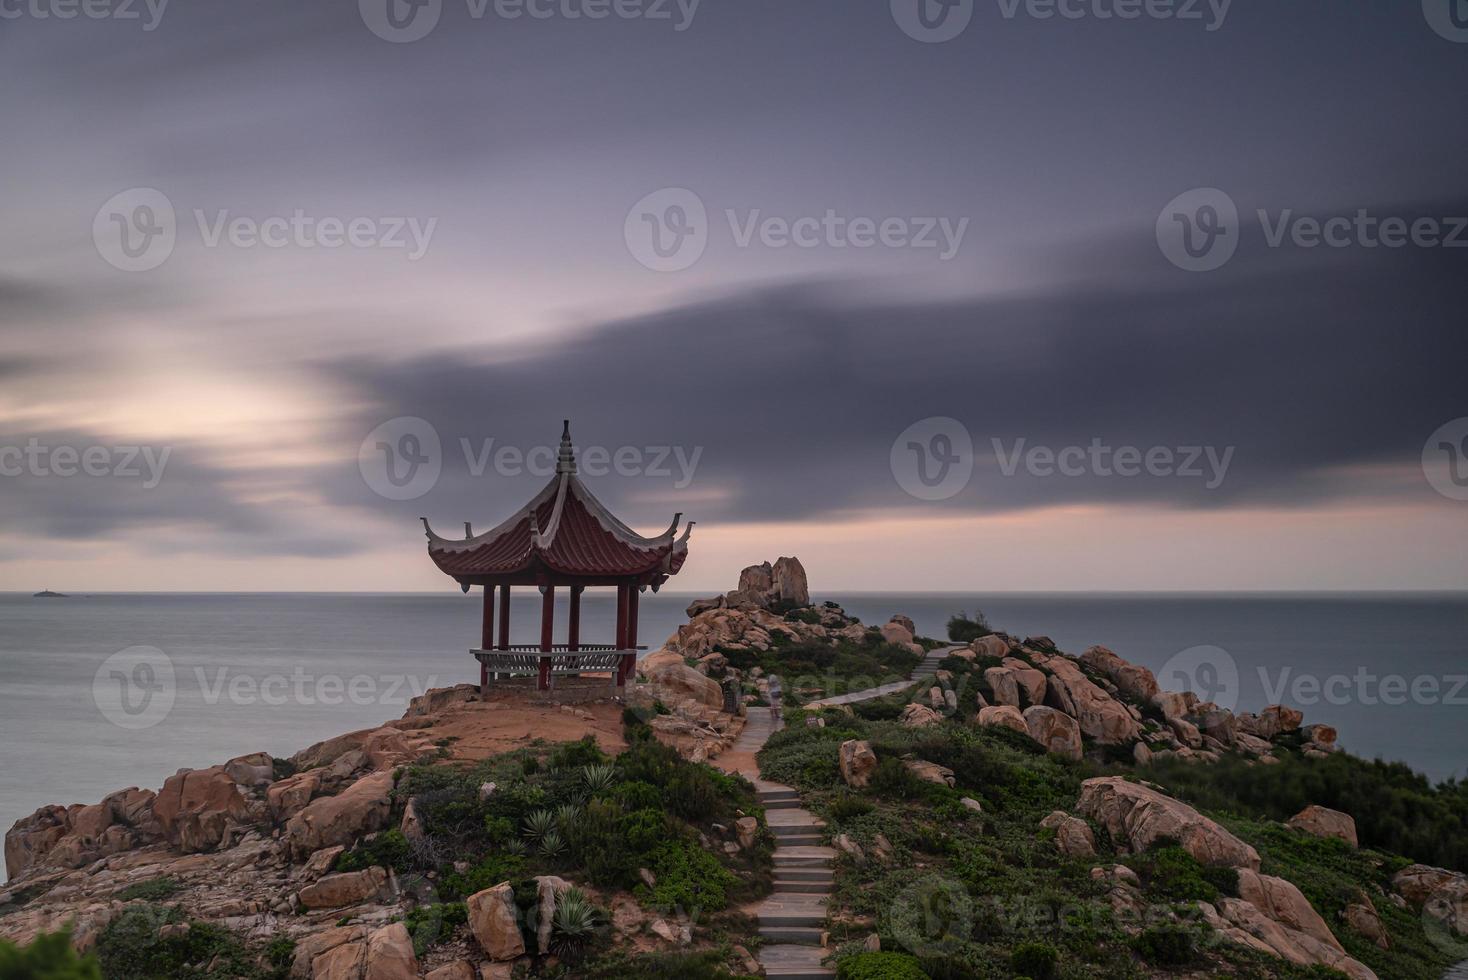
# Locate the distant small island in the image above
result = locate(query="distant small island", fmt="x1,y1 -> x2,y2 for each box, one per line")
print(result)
32,589 -> 67,598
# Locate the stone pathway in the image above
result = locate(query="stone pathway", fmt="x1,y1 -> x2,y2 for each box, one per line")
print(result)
714,646 -> 966,978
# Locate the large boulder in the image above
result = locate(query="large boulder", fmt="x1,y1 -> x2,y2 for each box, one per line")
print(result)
1076,776 -> 1260,870
291,924 -> 366,978
879,621 -> 922,655
903,760 -> 955,787
1040,811 -> 1096,858
364,922 -> 419,980
644,662 -> 724,711
268,770 -> 322,821
1212,897 -> 1377,980
969,635 -> 1009,659
978,705 -> 1028,735
737,562 -> 775,599
1079,646 -> 1159,703
1001,658 -> 1047,705
297,867 -> 389,909
1022,706 -> 1082,762
1251,704 -> 1303,739
839,740 -> 878,789
1392,865 -> 1468,936
152,766 -> 249,853
899,703 -> 941,728
1287,805 -> 1357,847
312,940 -> 368,980
467,882 -> 526,961
534,876 -> 573,955
5,806 -> 75,878
984,667 -> 1021,708
1236,869 -> 1342,952
771,556 -> 810,606
284,770 -> 395,861
224,752 -> 275,788
1035,654 -> 1140,744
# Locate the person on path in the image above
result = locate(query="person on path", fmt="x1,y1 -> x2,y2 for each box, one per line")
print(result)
768,674 -> 783,724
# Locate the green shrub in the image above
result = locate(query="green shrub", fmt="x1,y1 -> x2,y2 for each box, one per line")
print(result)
836,951 -> 926,980
644,839 -> 740,915
945,611 -> 992,643
335,829 -> 411,873
96,905 -> 276,980
1124,844 -> 1237,903
114,877 -> 181,902
577,949 -> 752,979
826,792 -> 875,822
1009,941 -> 1058,980
0,930 -> 102,979
1129,925 -> 1197,966
549,736 -> 609,771
441,853 -> 526,900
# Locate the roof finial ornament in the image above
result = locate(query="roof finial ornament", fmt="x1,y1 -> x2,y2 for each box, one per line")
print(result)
556,419 -> 578,475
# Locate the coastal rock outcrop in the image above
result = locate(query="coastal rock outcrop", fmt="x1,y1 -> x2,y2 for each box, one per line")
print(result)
1075,776 -> 1260,870
1287,805 -> 1358,847
284,770 -> 395,861
467,882 -> 526,960
1022,706 -> 1082,761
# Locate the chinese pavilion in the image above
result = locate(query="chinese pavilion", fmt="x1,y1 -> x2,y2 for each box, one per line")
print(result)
422,421 -> 692,694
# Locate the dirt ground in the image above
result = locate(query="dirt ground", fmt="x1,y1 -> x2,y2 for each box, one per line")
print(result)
402,687 -> 630,763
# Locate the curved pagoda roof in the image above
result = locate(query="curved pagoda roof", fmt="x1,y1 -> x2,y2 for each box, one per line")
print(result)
423,422 -> 692,587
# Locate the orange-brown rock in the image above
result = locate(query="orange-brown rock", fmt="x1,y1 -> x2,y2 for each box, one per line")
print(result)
1076,776 -> 1260,870
284,770 -> 394,861
1287,805 -> 1358,847
297,867 -> 388,909
1022,705 -> 1082,761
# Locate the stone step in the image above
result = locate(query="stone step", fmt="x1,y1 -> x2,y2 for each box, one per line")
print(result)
759,944 -> 835,979
773,835 -> 824,847
771,822 -> 825,836
772,847 -> 836,868
774,867 -> 835,882
763,798 -> 803,810
774,880 -> 834,893
760,926 -> 825,945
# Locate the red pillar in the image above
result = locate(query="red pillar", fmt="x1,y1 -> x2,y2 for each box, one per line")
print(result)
568,586 -> 582,652
615,584 -> 629,650
538,585 -> 555,691
480,585 -> 495,692
623,586 -> 640,684
497,586 -> 511,650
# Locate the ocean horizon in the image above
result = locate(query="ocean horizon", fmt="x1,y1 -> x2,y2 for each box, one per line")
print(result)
3,589 -> 1465,883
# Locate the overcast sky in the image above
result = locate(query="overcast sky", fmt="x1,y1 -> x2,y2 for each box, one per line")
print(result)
0,0 -> 1465,592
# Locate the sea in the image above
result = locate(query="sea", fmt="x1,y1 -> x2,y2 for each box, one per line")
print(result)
1,591 -> 1465,882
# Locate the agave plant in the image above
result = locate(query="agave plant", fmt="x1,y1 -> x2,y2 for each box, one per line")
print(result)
502,837 -> 528,857
538,830 -> 567,860
523,809 -> 557,844
550,887 -> 603,961
581,763 -> 616,796
555,803 -> 582,832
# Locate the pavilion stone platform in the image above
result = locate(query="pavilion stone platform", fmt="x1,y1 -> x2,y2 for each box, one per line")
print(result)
423,420 -> 693,697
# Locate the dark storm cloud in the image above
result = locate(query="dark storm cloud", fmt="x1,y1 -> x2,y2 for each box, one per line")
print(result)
321,198 -> 1468,529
